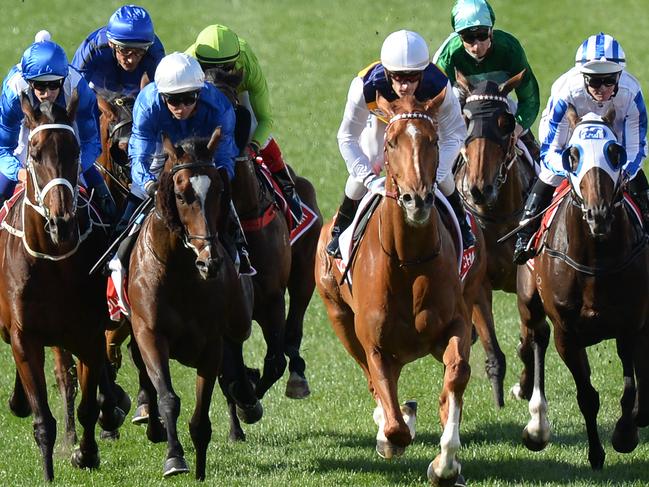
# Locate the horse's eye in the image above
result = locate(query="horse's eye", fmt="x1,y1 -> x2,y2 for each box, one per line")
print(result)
386,139 -> 396,150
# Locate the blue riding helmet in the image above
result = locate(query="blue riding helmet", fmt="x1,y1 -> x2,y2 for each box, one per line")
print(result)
451,0 -> 496,33
21,40 -> 69,81
106,5 -> 155,47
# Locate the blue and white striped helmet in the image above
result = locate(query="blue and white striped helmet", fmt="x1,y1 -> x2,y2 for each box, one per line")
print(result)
575,33 -> 625,75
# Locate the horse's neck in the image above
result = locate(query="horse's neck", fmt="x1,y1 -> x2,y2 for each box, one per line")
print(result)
146,209 -> 179,262
495,160 -> 527,213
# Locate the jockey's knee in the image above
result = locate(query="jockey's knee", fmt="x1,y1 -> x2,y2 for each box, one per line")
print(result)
345,176 -> 368,200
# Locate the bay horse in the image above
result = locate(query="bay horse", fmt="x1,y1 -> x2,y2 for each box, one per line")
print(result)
205,68 -> 322,429
453,70 -> 535,407
515,107 -> 649,469
0,95 -> 124,481
127,129 -> 256,479
316,93 -> 487,485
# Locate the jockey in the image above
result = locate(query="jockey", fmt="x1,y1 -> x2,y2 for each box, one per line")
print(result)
72,5 -> 165,96
115,52 -> 253,274
433,0 -> 541,161
0,33 -> 116,220
326,29 -> 471,258
513,33 -> 649,264
185,24 -> 303,223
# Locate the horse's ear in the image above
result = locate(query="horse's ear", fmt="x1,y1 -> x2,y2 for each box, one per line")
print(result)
455,69 -> 472,96
602,106 -> 616,127
140,72 -> 150,91
424,86 -> 447,114
67,89 -> 79,122
376,92 -> 394,119
498,69 -> 526,96
565,104 -> 580,130
162,132 -> 176,161
96,95 -> 117,121
20,93 -> 37,129
206,126 -> 222,156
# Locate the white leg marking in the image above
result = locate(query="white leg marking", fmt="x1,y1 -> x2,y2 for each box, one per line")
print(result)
435,392 -> 461,478
401,401 -> 417,440
526,384 -> 550,443
373,402 -> 387,442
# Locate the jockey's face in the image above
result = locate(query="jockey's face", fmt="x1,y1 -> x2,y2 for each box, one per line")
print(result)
584,73 -> 619,102
30,79 -> 63,103
110,42 -> 148,72
460,27 -> 492,60
388,71 -> 421,98
162,91 -> 199,120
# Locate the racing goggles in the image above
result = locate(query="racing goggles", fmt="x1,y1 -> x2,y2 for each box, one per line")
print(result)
388,71 -> 422,84
584,74 -> 618,88
31,79 -> 63,91
162,91 -> 200,107
460,28 -> 490,44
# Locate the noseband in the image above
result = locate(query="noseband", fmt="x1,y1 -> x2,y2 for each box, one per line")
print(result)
384,112 -> 438,205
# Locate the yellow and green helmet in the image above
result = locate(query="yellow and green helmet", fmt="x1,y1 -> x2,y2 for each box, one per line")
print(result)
191,24 -> 240,66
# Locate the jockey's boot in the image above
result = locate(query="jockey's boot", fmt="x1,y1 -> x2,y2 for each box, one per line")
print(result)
226,201 -> 255,276
326,195 -> 359,258
513,179 -> 555,264
446,189 -> 476,249
519,129 -> 541,163
629,170 -> 649,231
272,167 -> 304,223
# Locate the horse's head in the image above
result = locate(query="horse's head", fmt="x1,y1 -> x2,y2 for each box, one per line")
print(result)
204,67 -> 243,106
455,70 -> 524,206
376,92 -> 444,226
562,106 -> 625,239
97,90 -> 135,168
21,92 -> 81,245
158,128 -> 226,279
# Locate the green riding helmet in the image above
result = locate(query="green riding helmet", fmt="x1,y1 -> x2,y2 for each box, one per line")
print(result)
192,24 -> 240,65
451,0 -> 496,33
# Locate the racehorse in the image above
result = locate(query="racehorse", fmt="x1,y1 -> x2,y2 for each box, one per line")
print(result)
453,70 -> 536,407
515,107 -> 649,469
0,95 -> 124,481
316,93 -> 486,486
126,129 -> 256,479
204,67 -> 322,438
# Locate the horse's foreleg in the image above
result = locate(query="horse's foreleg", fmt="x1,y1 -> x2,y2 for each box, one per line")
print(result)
136,329 -> 188,477
611,337 -> 639,453
428,330 -> 470,487
471,283 -> 505,408
72,357 -> 101,471
555,338 -> 604,470
190,352 -> 220,480
254,294 -> 288,399
633,326 -> 649,427
11,332 -> 56,481
128,337 -> 153,426
53,347 -> 78,445
8,368 -> 31,418
521,335 -> 551,452
221,337 -> 263,425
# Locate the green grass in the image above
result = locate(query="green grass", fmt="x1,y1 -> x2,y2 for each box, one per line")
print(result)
2,0 -> 649,485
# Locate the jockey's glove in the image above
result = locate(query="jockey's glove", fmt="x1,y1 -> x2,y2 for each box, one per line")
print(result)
93,181 -> 117,222
246,142 -> 262,163
144,180 -> 158,198
365,175 -> 385,196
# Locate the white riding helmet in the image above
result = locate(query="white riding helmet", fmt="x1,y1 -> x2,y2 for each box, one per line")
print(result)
155,52 -> 205,94
380,30 -> 429,72
575,33 -> 625,75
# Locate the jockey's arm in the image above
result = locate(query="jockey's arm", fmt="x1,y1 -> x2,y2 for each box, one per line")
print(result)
436,81 -> 467,182
128,95 -> 159,196
622,93 -> 648,179
510,44 -> 540,131
210,97 -> 237,180
539,96 -> 572,177
337,76 -> 374,185
73,76 -> 103,179
242,47 -> 273,148
0,90 -> 24,182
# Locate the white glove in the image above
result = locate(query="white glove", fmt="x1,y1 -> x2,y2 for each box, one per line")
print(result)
366,176 -> 385,196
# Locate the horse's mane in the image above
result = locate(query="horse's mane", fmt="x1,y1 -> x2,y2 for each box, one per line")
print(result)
157,136 -> 216,235
36,101 -> 68,124
204,67 -> 243,105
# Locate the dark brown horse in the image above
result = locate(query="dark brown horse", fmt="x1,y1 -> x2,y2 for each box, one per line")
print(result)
316,93 -> 486,485
0,95 -> 124,481
515,108 -> 649,469
206,67 -> 322,418
453,70 -> 536,407
127,130 -> 256,479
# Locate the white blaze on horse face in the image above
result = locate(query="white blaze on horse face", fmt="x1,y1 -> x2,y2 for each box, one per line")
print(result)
406,122 -> 422,181
434,392 -> 461,478
188,174 -> 212,254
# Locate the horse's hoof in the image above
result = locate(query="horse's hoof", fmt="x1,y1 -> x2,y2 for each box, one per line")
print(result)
510,383 -> 524,401
147,420 -> 167,444
132,403 -> 149,425
612,417 -> 639,453
71,447 -> 100,470
98,404 -> 126,432
376,439 -> 405,459
285,371 -> 311,399
115,385 -> 132,416
8,396 -> 31,418
588,444 -> 605,470
163,456 -> 190,477
427,460 -> 462,487
522,426 -> 549,452
236,400 -> 263,424
100,429 -> 120,441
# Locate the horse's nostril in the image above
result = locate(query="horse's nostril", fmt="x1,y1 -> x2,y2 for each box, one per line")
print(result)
424,192 -> 435,205
402,194 -> 413,203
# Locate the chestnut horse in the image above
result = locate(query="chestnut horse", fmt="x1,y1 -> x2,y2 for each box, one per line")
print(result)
515,108 -> 649,469
0,96 -> 124,481
453,70 -> 536,407
127,130 -> 256,479
316,93 -> 486,485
